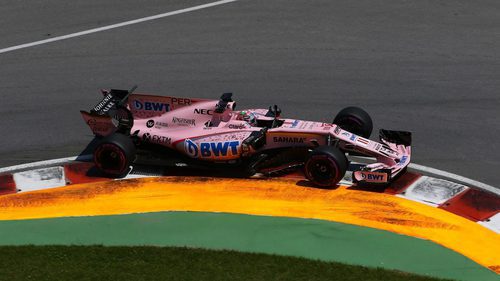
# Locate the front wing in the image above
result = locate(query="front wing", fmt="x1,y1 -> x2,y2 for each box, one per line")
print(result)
332,126 -> 412,185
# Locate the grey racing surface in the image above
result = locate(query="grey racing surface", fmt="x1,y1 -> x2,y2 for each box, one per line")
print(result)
0,0 -> 499,185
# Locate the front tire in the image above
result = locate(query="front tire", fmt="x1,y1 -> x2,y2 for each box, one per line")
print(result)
333,106 -> 373,138
304,146 -> 348,187
94,133 -> 136,177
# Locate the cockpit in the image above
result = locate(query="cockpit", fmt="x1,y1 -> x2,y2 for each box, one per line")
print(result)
233,110 -> 284,128
210,93 -> 284,129
235,111 -> 258,126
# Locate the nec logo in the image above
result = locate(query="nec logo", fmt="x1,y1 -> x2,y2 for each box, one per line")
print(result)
194,108 -> 213,115
134,101 -> 170,112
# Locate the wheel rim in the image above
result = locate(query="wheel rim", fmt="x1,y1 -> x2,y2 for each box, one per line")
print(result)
306,155 -> 340,187
94,143 -> 127,175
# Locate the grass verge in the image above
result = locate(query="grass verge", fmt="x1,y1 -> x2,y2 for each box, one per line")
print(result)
0,245 -> 450,281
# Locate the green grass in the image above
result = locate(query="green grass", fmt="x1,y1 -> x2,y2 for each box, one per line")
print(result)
0,246 -> 450,281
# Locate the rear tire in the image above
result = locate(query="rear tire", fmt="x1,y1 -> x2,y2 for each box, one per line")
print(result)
333,107 -> 373,138
304,146 -> 348,187
94,133 -> 136,177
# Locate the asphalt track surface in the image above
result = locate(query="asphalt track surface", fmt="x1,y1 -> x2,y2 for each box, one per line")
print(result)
0,0 -> 499,185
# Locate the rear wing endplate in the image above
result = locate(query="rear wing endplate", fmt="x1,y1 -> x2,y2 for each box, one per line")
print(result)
90,85 -> 137,115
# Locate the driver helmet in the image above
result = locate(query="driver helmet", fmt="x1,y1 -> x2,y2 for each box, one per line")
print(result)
237,111 -> 257,126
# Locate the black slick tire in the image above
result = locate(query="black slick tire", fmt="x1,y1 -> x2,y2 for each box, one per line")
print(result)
93,133 -> 136,177
333,107 -> 373,138
304,146 -> 348,187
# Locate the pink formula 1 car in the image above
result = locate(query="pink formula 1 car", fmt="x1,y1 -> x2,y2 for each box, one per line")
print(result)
81,87 -> 412,187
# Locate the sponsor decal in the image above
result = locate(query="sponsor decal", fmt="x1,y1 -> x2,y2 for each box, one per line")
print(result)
93,94 -> 114,113
379,146 -> 398,157
398,155 -> 409,166
273,136 -> 305,143
194,108 -> 213,115
341,132 -> 350,137
321,123 -> 333,127
228,124 -> 246,129
171,97 -> 191,105
172,117 -> 195,126
291,120 -> 300,128
145,119 -> 168,129
200,141 -> 239,157
357,171 -> 388,183
349,134 -> 356,141
298,122 -> 311,129
86,118 -> 113,133
356,137 -> 370,146
142,133 -> 171,145
142,133 -> 151,141
155,121 -> 168,128
184,140 -> 239,158
133,100 -> 170,112
185,139 -> 198,157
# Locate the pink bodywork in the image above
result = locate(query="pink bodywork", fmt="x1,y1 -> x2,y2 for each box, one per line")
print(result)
82,92 -> 411,182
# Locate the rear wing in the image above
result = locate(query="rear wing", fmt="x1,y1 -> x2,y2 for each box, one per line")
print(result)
81,86 -> 220,136
81,86 -> 137,137
90,86 -> 136,116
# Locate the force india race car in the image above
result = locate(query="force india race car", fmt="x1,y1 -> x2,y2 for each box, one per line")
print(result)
81,87 -> 412,187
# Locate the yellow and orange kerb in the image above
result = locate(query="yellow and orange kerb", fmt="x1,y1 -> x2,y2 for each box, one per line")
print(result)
0,176 -> 498,273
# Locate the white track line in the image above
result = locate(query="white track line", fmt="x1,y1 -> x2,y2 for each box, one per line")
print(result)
2,154 -> 498,196
0,0 -> 239,54
0,155 -> 92,174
